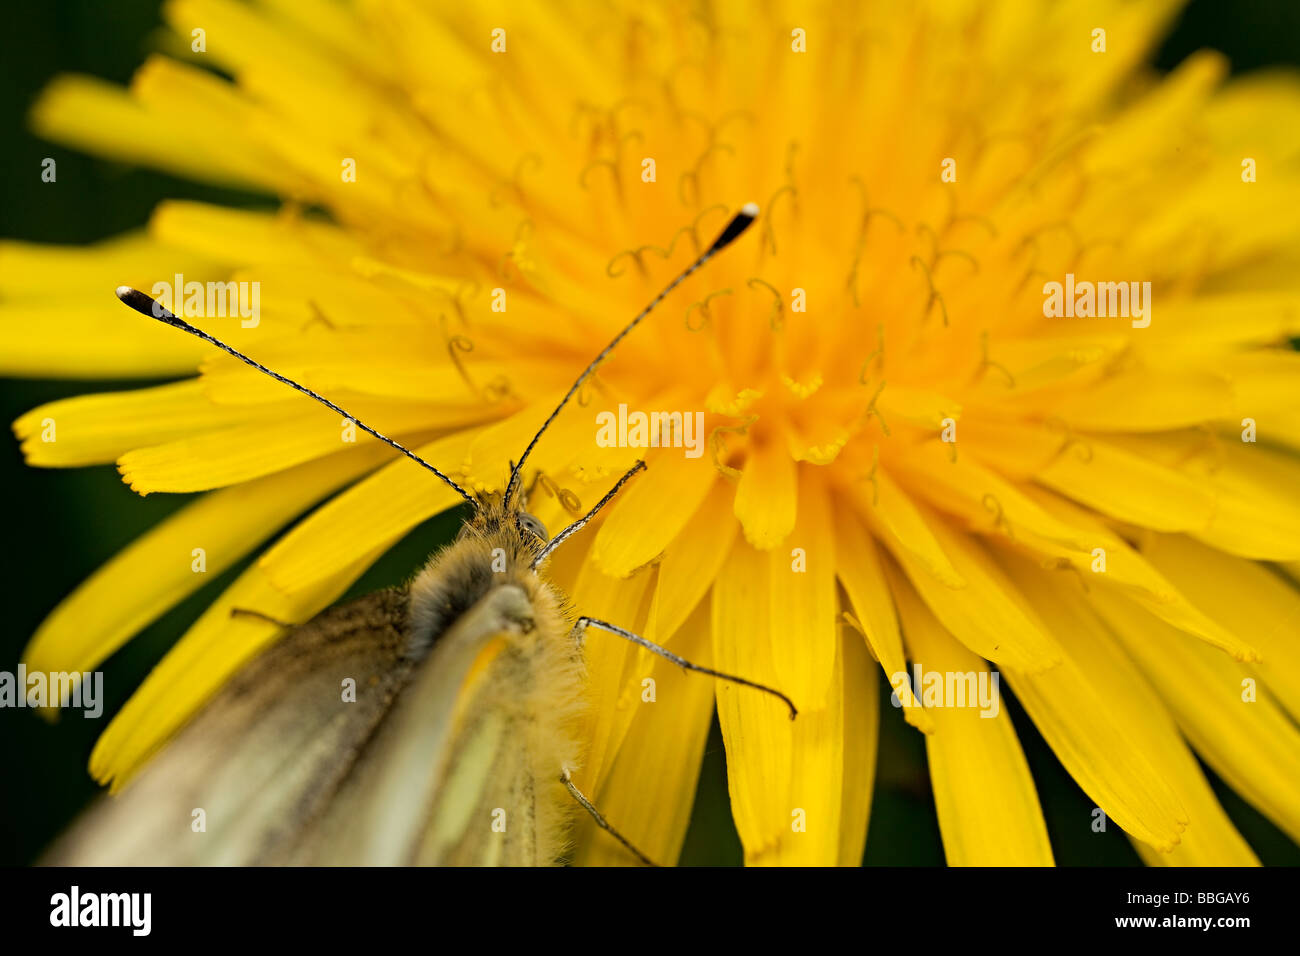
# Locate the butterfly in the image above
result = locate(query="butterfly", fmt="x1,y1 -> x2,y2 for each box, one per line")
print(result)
44,202 -> 794,867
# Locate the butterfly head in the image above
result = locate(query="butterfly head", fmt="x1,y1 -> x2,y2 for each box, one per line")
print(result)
459,490 -> 550,560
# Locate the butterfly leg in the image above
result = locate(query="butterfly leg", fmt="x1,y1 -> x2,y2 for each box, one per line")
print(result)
570,616 -> 797,718
229,607 -> 293,628
559,768 -> 659,867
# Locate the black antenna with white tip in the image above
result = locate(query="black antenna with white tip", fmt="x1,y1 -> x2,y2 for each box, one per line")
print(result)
503,201 -> 759,508
114,286 -> 477,506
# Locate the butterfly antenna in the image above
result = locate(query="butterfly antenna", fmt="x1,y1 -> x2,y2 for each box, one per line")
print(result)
503,202 -> 760,509
114,287 -> 477,506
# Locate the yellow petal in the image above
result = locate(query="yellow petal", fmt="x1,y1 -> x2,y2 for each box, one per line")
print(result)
713,537 -> 857,865
570,600 -> 716,866
1141,534 -> 1300,723
195,324 -> 541,405
1186,440 -> 1300,560
592,453 -> 716,578
837,627 -> 879,865
257,0 -> 395,79
871,496 -> 1060,673
767,471 -> 838,708
23,445 -> 389,683
968,333 -> 1125,396
733,435 -> 797,549
1012,565 -> 1257,865
117,399 -> 443,493
855,464 -> 964,588
833,504 -> 933,733
257,430 -> 477,595
894,440 -> 1094,552
1036,368 -> 1233,432
1220,349 -> 1300,416
129,55 -> 294,185
1092,589 -> 1300,845
1015,484 -> 1259,661
569,559 -> 656,798
14,381 -> 268,468
0,299 -> 205,378
993,554 -> 1190,853
711,539 -> 791,862
29,74 -> 271,191
873,384 -> 961,430
0,230 -> 217,299
888,567 -> 1054,866
149,200 -> 359,268
463,396 -> 636,495
1142,293 -> 1300,351
91,543 -> 388,790
781,635 -> 847,866
643,480 -> 738,644
1037,434 -> 1216,532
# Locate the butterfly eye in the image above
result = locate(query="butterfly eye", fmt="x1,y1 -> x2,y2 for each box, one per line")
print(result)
517,512 -> 549,542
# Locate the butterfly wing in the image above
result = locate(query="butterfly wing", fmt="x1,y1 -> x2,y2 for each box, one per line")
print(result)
42,588 -> 415,865
286,581 -> 577,866
43,579 -> 578,866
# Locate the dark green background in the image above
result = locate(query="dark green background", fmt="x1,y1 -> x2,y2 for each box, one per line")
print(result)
2,0 -> 1298,866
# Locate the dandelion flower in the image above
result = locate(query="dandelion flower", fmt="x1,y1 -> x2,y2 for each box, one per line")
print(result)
7,0 -> 1300,866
